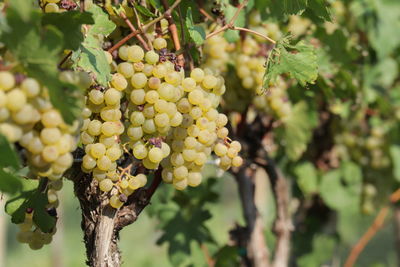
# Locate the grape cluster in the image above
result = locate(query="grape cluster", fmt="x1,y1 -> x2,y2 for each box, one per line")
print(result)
40,0 -> 78,13
0,71 -> 79,206
16,210 -> 56,250
335,124 -> 390,169
79,37 -> 243,200
202,35 -> 233,74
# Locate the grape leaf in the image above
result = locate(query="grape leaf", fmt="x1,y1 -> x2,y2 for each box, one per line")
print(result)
319,164 -> 361,211
0,3 -> 82,124
264,39 -> 318,88
185,8 -> 206,46
222,3 -> 246,43
280,102 -> 317,160
5,179 -> 56,233
86,5 -> 116,36
134,4 -> 156,18
0,168 -> 22,194
297,235 -> 336,267
72,5 -> 115,86
294,162 -> 318,195
42,11 -> 94,50
0,134 -> 20,169
307,0 -> 332,21
154,179 -> 218,266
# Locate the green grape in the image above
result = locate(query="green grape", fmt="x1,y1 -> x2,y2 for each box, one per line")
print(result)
153,37 -> 167,50
148,147 -> 163,163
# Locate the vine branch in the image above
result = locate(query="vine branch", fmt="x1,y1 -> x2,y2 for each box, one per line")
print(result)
344,188 -> 400,267
108,0 -> 182,54
160,0 -> 184,67
205,0 -> 276,44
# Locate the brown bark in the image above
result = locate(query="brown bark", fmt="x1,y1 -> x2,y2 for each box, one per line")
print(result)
69,159 -> 161,267
233,166 -> 270,267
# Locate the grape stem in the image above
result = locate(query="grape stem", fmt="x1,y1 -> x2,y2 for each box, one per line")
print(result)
119,11 -> 150,51
344,188 -> 400,267
108,0 -> 182,54
205,0 -> 276,45
161,0 -> 185,67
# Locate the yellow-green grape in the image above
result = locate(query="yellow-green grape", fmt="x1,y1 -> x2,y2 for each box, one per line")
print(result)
109,195 -> 124,209
153,37 -> 167,50
128,45 -> 145,63
0,71 -> 15,91
99,178 -> 114,192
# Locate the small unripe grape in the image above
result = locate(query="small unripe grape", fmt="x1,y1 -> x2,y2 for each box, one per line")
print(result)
127,126 -> 143,140
42,146 -> 60,162
118,46 -> 129,60
130,111 -> 145,126
99,179 -> 113,192
21,78 -> 40,97
171,152 -> 184,166
230,141 -> 242,151
188,172 -> 202,187
153,38 -> 167,50
162,168 -> 173,183
90,143 -> 106,158
148,147 -> 163,163
190,68 -> 204,82
188,90 -> 203,105
6,89 -> 26,111
182,149 -> 197,162
154,113 -> 169,127
40,128 -> 61,145
44,3 -> 59,13
0,71 -> 15,91
173,166 -> 188,180
173,178 -> 188,190
202,75 -> 218,89
232,156 -> 243,167
97,155 -> 112,171
145,90 -> 159,104
142,119 -> 156,134
216,114 -> 228,127
109,195 -> 123,209
89,89 -> 104,105
145,50 -> 159,64
128,177 -> 141,190
154,99 -> 168,113
127,45 -> 145,62
152,64 -> 167,78
104,88 -> 121,106
133,143 -> 148,159
117,62 -> 134,78
131,73 -> 148,89
130,89 -> 146,105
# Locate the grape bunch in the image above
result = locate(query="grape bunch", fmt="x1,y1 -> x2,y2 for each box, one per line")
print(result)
16,210 -> 56,250
0,71 -> 79,201
79,36 -> 243,200
202,34 -> 233,74
39,0 -> 78,13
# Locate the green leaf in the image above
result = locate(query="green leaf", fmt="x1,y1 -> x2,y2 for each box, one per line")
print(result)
0,168 -> 22,194
266,0 -> 307,18
87,5 -> 116,36
0,134 -> 20,169
223,4 -> 245,43
297,235 -> 336,267
185,8 -> 206,46
319,167 -> 361,211
0,4 -> 82,124
213,246 -> 240,267
390,145 -> 400,182
307,0 -> 332,21
264,39 -> 318,87
281,102 -> 317,160
71,6 -> 114,86
294,162 -> 318,195
72,35 -> 112,86
5,179 -> 56,232
134,4 -> 156,18
42,11 -> 94,50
